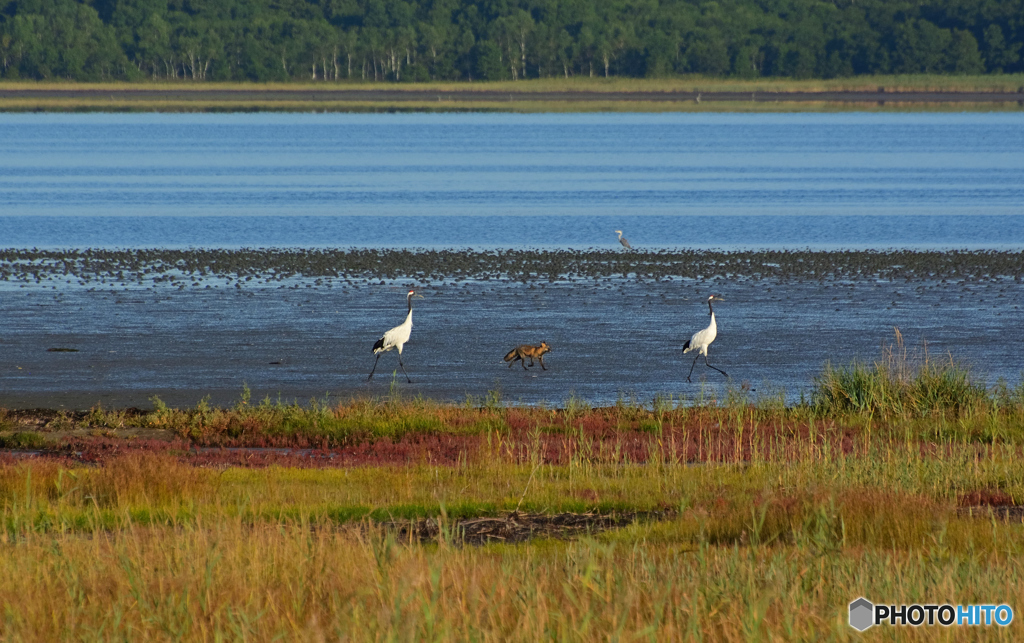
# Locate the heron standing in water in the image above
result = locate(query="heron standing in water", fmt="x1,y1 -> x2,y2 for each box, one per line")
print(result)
615,230 -> 632,249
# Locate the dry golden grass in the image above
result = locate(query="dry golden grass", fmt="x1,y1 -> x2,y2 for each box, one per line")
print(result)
2,74 -> 1023,112
0,496 -> 1022,640
1,438 -> 1024,639
3,74 -> 1024,92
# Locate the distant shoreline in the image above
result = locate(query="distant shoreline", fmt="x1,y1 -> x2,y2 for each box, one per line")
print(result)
2,78 -> 1024,112
4,247 -> 1023,285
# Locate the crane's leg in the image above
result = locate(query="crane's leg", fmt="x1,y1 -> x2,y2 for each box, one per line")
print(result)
397,354 -> 412,383
686,354 -> 700,382
704,355 -> 728,378
368,353 -> 382,381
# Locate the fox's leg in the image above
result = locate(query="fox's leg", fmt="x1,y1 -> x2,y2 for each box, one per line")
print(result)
521,355 -> 529,370
539,355 -> 547,371
526,357 -> 535,368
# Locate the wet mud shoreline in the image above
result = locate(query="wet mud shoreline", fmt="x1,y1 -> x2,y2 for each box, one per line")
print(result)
3,247 -> 1023,285
1,248 -> 1021,410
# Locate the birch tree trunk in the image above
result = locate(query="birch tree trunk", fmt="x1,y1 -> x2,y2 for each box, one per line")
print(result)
520,32 -> 527,79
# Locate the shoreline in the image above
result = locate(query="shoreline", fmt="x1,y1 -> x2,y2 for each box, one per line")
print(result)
2,248 -> 1022,411
2,79 -> 1024,112
4,247 -> 1023,284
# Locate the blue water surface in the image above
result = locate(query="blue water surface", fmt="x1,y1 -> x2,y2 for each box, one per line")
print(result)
1,112 -> 1022,250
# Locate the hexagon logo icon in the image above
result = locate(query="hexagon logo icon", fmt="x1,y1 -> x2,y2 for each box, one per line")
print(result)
849,597 -> 874,631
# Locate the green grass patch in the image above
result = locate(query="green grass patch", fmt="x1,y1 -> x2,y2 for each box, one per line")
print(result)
812,328 -> 1016,424
0,431 -> 49,449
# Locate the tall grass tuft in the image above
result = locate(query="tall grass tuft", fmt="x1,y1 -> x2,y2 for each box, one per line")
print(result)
813,328 -> 988,419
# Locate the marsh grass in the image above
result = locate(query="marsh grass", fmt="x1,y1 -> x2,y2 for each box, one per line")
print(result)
0,431 -> 48,449
813,329 -> 1004,423
145,390 -> 513,446
6,353 -> 1024,455
1,442 -> 1024,639
2,522 -> 1022,640
111,349 -> 1024,449
2,341 -> 1023,638
3,75 -> 1024,113
2,438 -> 1023,535
4,74 -> 1024,93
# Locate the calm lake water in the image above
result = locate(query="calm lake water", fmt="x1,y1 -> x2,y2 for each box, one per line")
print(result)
1,112 -> 1023,249
0,112 -> 1022,409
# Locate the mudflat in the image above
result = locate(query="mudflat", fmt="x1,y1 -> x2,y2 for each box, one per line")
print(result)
2,249 -> 1020,410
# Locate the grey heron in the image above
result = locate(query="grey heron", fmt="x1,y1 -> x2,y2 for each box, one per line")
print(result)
615,230 -> 632,249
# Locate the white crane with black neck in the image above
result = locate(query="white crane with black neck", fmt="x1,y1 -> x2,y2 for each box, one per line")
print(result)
683,294 -> 728,383
368,290 -> 423,383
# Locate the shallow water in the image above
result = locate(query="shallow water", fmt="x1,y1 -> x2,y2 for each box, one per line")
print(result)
1,112 -> 1023,249
2,273 -> 1021,409
1,112 -> 1022,408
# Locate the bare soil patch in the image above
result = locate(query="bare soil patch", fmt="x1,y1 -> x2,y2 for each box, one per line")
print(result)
382,510 -> 671,546
956,506 -> 1024,522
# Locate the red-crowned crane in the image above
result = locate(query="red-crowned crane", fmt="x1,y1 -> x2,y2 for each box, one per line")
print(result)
683,294 -> 728,383
615,230 -> 632,249
368,290 -> 423,383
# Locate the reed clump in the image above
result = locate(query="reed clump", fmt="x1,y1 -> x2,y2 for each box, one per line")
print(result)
145,388 -> 510,446
813,328 -> 997,419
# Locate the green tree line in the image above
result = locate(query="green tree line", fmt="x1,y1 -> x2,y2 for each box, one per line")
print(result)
0,0 -> 1021,82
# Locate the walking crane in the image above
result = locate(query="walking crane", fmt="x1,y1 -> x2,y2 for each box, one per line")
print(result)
683,295 -> 728,383
368,290 -> 423,383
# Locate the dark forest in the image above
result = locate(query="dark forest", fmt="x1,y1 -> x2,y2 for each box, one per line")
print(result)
1,0 -> 1021,81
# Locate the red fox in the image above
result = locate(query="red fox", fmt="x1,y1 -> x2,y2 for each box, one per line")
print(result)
504,342 -> 551,370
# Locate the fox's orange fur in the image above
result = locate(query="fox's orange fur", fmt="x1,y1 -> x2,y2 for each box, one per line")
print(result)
504,342 -> 551,370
